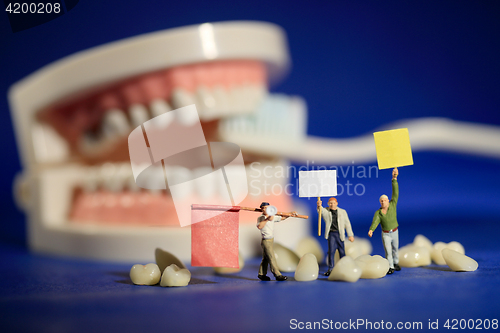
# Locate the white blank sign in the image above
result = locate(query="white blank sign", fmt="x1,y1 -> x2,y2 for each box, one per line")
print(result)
298,170 -> 337,197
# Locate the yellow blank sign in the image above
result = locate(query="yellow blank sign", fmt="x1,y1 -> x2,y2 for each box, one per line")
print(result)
373,128 -> 413,170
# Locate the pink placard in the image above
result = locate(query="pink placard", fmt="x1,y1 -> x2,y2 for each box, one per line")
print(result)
191,205 -> 240,268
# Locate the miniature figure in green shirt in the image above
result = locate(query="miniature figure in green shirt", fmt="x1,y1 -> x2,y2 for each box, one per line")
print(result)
368,168 -> 400,275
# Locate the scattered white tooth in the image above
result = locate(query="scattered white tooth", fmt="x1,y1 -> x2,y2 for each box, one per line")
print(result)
129,104 -> 150,127
155,248 -> 186,273
193,167 -> 216,199
213,252 -> 245,274
431,241 -> 465,265
130,263 -> 161,285
447,241 -> 465,254
398,244 -> 431,267
329,256 -> 362,283
171,88 -> 196,110
354,255 -> 389,279
150,98 -> 172,118
160,264 -> 191,287
273,243 -> 300,272
248,84 -> 267,109
102,108 -> 130,139
294,253 -> 319,281
295,237 -> 324,264
212,86 -> 231,115
413,234 -> 433,252
442,249 -> 478,272
334,237 -> 373,264
196,86 -> 217,118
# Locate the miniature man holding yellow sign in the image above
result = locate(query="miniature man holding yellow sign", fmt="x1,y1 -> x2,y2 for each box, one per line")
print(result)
369,128 -> 413,275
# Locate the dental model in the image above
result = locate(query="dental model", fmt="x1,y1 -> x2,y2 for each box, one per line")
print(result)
431,241 -> 465,265
328,256 -> 362,283
354,255 -> 390,279
130,263 -> 161,285
442,248 -> 478,272
294,253 -> 319,281
398,244 -> 432,267
160,264 -> 191,287
295,236 -> 324,264
8,21 -> 313,263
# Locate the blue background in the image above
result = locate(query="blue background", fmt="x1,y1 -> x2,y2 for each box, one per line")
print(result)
1,1 -> 499,332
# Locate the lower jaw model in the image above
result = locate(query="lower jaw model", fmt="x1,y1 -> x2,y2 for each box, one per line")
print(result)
9,22 -> 500,263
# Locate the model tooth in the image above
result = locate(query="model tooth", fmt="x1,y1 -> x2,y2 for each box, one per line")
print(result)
167,166 -> 193,199
160,264 -> 191,287
155,248 -> 186,273
193,167 -> 216,199
413,234 -> 433,251
399,244 -> 431,267
294,253 -> 319,281
447,241 -> 465,254
442,249 -> 478,272
354,255 -> 389,279
83,166 -> 100,192
129,104 -> 149,127
130,263 -> 161,285
431,241 -> 465,265
213,252 -> 245,274
222,165 -> 248,203
295,237 -> 324,264
196,86 -> 217,118
102,109 -> 130,139
99,163 -> 118,191
273,243 -> 300,272
248,84 -> 267,109
212,86 -> 230,115
171,88 -> 196,110
329,256 -> 362,282
150,98 -> 172,118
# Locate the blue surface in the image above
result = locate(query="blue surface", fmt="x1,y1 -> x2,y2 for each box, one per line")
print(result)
1,216 -> 499,333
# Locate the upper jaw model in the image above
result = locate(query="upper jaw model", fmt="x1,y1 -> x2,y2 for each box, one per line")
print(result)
9,21 -> 500,263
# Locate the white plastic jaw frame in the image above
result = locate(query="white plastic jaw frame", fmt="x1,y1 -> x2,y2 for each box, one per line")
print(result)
8,21 -> 308,263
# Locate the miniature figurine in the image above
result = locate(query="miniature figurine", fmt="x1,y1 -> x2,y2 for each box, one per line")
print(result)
368,167 -> 400,274
317,197 -> 354,276
257,202 -> 298,281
